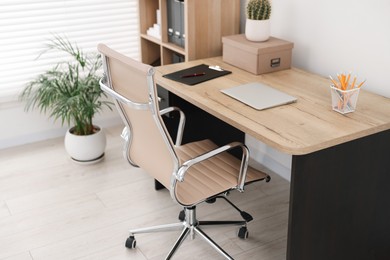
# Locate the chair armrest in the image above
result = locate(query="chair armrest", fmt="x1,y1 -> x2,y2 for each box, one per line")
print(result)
159,107 -> 186,146
176,142 -> 250,191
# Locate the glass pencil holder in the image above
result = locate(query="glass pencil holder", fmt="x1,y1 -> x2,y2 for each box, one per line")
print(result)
330,85 -> 360,114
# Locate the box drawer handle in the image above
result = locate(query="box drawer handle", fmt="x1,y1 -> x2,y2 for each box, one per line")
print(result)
271,58 -> 281,68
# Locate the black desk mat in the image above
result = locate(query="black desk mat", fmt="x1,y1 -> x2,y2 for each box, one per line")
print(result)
162,64 -> 231,85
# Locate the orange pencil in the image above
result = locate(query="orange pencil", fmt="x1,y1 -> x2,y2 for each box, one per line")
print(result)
345,73 -> 351,89
341,73 -> 347,90
351,76 -> 357,89
329,76 -> 340,89
337,74 -> 343,84
337,74 -> 345,90
357,79 -> 366,88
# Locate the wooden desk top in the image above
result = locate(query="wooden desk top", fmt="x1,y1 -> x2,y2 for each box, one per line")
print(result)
155,57 -> 390,155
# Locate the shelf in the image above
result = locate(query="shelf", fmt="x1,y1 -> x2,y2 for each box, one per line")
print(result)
161,47 -> 185,64
141,34 -> 185,56
138,0 -> 240,65
161,42 -> 185,56
140,34 -> 162,45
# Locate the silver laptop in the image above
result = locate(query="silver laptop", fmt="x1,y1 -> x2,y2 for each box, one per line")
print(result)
221,82 -> 297,110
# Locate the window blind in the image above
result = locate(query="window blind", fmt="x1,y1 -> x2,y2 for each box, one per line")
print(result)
0,0 -> 140,101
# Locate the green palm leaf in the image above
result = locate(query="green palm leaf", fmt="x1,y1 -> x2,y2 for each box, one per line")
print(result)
20,34 -> 113,135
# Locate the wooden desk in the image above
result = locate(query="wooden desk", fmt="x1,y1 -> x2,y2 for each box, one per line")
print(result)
155,57 -> 390,260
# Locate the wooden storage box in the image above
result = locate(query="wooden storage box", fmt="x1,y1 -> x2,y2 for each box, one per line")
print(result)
222,34 -> 294,75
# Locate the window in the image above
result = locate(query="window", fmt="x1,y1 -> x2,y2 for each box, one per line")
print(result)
0,0 -> 139,102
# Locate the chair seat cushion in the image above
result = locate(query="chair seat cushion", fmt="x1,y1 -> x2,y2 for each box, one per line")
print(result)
175,139 -> 268,206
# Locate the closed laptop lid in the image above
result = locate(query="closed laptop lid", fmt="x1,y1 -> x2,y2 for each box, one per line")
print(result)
221,82 -> 297,110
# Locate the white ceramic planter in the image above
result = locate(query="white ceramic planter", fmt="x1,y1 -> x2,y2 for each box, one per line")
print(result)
64,126 -> 106,164
245,18 -> 270,42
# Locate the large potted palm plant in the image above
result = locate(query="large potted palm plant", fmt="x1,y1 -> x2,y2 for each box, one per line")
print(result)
20,35 -> 113,163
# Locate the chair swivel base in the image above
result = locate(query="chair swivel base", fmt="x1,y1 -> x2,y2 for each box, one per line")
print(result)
125,206 -> 249,260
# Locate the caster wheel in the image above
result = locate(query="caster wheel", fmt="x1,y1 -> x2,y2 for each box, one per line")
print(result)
238,226 -> 249,239
206,198 -> 217,204
125,236 -> 136,249
178,210 -> 185,221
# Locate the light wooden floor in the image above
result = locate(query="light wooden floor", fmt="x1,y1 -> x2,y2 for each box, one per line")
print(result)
0,125 -> 290,260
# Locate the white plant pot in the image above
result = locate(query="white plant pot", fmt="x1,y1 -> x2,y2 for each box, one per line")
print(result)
64,126 -> 106,164
245,18 -> 270,42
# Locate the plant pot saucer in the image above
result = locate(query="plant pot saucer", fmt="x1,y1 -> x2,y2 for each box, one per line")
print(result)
69,153 -> 105,165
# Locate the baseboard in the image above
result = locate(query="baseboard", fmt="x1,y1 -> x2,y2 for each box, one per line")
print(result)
0,128 -> 68,150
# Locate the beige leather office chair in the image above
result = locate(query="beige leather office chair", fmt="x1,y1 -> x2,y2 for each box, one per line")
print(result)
98,44 -> 270,260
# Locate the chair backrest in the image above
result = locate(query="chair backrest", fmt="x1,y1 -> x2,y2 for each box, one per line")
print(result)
98,44 -> 178,190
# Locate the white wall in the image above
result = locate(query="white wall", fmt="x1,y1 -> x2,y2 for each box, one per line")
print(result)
241,0 -> 390,180
272,0 -> 390,97
0,98 -> 121,150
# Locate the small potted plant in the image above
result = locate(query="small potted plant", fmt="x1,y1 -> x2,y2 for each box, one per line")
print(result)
20,34 -> 113,163
245,0 -> 272,42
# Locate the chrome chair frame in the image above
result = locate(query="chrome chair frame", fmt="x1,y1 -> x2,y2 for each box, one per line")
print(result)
98,44 -> 270,260
99,67 -> 250,207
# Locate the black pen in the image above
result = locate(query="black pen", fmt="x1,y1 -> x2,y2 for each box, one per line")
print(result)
181,72 -> 206,78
